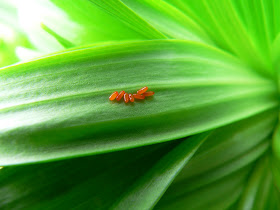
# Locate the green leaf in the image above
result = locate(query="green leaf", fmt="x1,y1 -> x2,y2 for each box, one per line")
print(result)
0,135 -> 208,209
237,154 -> 280,210
40,23 -> 74,49
231,0 -> 274,70
165,0 -> 274,75
0,0 -> 279,209
0,141 -> 179,209
273,123 -> 280,161
85,0 -> 165,39
0,1 -> 31,67
15,0 -> 163,55
154,110 -> 276,209
2,1 -> 280,208
155,166 -> 252,210
272,123 -> 280,194
112,132 -> 210,210
0,113 -> 275,209
115,0 -> 213,44
271,155 -> 280,194
175,109 -> 277,180
1,40 -> 277,165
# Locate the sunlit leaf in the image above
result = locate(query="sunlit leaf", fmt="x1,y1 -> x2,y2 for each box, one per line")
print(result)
104,0 -> 213,44
166,0 -> 274,75
1,0 -> 280,209
1,40 -> 277,165
15,0 -> 163,55
0,1 -> 31,67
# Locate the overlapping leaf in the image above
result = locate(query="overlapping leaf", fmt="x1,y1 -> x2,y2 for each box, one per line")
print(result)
166,0 -> 275,75
0,140 -> 178,209
15,0 -> 164,56
155,110 -> 277,209
112,132 -> 210,210
237,155 -> 280,210
0,112 -> 276,209
96,0 -> 212,44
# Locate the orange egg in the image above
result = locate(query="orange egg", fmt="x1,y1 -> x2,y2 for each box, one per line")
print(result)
143,91 -> 154,96
109,91 -> 118,101
124,93 -> 129,103
129,93 -> 134,102
133,94 -> 145,99
116,91 -> 125,101
137,86 -> 148,94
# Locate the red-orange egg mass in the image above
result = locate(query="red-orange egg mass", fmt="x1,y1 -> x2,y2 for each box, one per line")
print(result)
109,87 -> 154,103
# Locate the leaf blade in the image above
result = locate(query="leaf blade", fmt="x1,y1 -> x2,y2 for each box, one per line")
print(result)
0,40 -> 277,165
112,132 -> 210,210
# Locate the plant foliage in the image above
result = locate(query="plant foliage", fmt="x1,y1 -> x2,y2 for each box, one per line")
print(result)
0,0 -> 280,209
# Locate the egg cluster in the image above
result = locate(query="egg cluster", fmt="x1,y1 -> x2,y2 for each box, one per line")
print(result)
109,86 -> 154,103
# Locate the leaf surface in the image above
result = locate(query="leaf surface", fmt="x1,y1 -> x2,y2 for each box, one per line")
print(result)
16,0 -> 163,55
155,110 -> 277,209
237,155 -> 280,210
0,141 -> 178,209
0,40 -> 278,165
0,112 -> 276,209
113,132 -> 210,210
117,0 -> 213,44
166,0 -> 275,75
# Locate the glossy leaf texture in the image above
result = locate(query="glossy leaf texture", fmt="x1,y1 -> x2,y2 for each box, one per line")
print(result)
273,123 -> 280,161
1,0 -> 280,209
0,0 -> 32,67
0,140 -> 180,209
112,132 -> 210,210
237,155 -> 280,210
0,133 -> 211,209
1,40 -> 278,165
13,0 -> 280,79
93,0 -> 212,44
155,110 -> 278,209
0,112 -> 277,209
15,0 -> 279,75
14,0 -> 164,56
272,123 -> 280,194
164,0 -> 277,76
